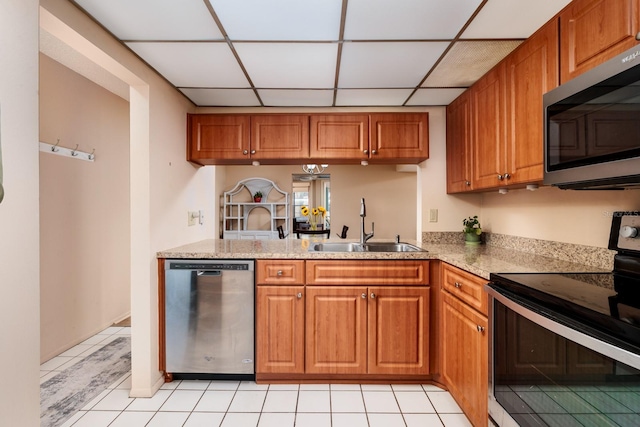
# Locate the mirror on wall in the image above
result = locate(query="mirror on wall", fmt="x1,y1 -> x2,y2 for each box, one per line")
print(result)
292,173 -> 330,232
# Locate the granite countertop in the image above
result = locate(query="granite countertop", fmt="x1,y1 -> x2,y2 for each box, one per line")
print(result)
157,238 -> 609,280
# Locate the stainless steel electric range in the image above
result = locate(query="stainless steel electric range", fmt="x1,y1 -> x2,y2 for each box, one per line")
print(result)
486,212 -> 640,427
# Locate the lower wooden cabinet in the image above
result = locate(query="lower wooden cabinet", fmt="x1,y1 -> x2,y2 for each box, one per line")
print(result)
256,259 -> 431,380
442,291 -> 488,427
256,286 -> 305,374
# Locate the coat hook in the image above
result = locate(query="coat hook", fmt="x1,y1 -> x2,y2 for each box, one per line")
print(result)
71,144 -> 79,157
88,148 -> 95,160
52,139 -> 60,153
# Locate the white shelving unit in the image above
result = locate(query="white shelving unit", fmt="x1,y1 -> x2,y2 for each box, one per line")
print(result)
222,178 -> 289,240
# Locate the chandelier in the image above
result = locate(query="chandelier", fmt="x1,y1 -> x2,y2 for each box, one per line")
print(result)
302,164 -> 328,174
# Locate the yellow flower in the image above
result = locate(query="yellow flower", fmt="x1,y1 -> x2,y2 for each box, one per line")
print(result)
318,206 -> 326,216
301,206 -> 309,216
311,208 -> 319,216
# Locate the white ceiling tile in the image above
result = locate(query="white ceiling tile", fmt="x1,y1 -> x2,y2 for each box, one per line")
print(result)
208,0 -> 343,40
258,90 -> 334,107
406,88 -> 466,106
179,88 -> 260,106
74,0 -> 223,40
423,41 -> 522,88
339,42 -> 448,88
335,89 -> 413,106
344,0 -> 482,40
462,0 -> 572,38
234,43 -> 338,88
126,42 -> 248,87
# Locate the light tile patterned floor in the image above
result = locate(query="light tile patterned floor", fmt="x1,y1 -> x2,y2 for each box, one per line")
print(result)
42,327 -> 473,427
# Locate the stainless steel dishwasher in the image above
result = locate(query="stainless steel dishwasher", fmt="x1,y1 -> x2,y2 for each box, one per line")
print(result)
164,259 -> 255,380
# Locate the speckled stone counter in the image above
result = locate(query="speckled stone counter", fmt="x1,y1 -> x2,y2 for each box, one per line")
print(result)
157,238 -> 610,280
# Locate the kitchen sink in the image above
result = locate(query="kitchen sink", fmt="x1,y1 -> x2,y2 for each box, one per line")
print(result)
309,242 -> 426,253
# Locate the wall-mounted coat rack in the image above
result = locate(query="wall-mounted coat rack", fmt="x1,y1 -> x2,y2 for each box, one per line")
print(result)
40,139 -> 95,162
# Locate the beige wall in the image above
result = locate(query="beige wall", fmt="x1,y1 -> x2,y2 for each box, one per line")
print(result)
39,54 -> 131,362
220,164 -> 417,240
0,0 -> 41,423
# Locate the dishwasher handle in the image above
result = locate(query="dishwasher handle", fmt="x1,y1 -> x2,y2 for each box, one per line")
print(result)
197,270 -> 222,277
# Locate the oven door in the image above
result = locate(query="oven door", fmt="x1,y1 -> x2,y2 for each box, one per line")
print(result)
487,284 -> 640,427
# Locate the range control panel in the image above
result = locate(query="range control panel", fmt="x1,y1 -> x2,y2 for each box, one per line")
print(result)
610,212 -> 640,253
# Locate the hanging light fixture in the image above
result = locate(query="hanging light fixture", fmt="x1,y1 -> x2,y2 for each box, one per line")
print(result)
302,164 -> 328,174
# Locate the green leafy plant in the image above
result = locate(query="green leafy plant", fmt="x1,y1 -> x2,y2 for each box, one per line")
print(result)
253,191 -> 263,199
463,215 -> 482,235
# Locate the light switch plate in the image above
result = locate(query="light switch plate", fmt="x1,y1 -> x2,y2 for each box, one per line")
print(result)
429,209 -> 438,222
188,211 -> 198,226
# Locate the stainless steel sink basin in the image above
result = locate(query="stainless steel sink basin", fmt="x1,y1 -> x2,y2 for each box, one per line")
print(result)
309,242 -> 426,253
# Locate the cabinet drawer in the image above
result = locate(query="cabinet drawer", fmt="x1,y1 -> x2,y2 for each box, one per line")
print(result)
442,263 -> 488,315
306,260 -> 429,286
256,260 -> 305,285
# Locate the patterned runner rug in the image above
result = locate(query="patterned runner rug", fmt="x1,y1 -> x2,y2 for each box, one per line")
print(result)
40,336 -> 131,427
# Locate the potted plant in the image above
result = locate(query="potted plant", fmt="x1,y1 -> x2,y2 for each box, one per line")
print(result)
253,191 -> 263,203
463,215 -> 482,245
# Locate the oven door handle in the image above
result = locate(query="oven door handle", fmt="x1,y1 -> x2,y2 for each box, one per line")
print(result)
486,282 -> 640,370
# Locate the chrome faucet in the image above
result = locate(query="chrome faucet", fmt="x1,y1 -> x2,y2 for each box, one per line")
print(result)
360,198 -> 374,244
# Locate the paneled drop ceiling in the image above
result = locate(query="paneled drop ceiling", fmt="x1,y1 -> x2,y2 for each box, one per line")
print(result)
69,0 -> 572,107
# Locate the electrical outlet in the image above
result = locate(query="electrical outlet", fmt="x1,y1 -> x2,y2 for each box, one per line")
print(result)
199,210 -> 204,225
429,209 -> 438,223
188,211 -> 198,226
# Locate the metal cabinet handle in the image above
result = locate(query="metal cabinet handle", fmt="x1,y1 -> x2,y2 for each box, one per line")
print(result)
297,292 -> 303,299
465,181 -> 471,186
276,270 -> 283,276
243,150 -> 249,155
361,293 -> 367,299
497,174 -> 504,180
477,325 -> 485,332
370,292 -> 376,299
454,282 -> 462,289
250,150 -> 256,154
504,173 -> 511,180
371,149 -> 377,155
363,149 -> 369,155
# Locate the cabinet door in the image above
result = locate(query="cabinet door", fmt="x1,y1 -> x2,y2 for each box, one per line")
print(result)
442,263 -> 488,316
369,113 -> 429,162
256,286 -> 305,374
310,114 -> 369,160
560,0 -> 640,83
250,115 -> 309,160
442,292 -> 487,427
446,91 -> 473,193
305,286 -> 368,374
367,286 -> 430,375
187,114 -> 250,164
471,63 -> 506,189
505,19 -> 558,185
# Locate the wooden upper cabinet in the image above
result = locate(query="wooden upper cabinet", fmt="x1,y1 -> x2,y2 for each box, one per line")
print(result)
446,91 -> 472,193
505,19 -> 559,185
187,114 -> 250,164
370,113 -> 429,163
251,115 -> 309,160
559,0 -> 640,83
471,62 -> 507,190
310,114 -> 369,160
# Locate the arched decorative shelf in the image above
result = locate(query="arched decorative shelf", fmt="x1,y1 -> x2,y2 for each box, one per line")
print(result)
222,178 -> 289,239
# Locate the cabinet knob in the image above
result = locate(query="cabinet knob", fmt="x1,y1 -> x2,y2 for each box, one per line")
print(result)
361,293 -> 367,299
477,325 -> 485,332
297,292 -> 303,299
250,150 -> 256,154
504,173 -> 511,180
276,270 -> 283,276
363,149 -> 369,155
454,282 -> 462,289
497,174 -> 504,181
465,181 -> 471,186
636,31 -> 640,41
243,150 -> 249,155
370,292 -> 376,299
371,149 -> 377,155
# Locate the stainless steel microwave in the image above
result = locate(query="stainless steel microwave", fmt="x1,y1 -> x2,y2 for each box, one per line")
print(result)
543,45 -> 640,190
